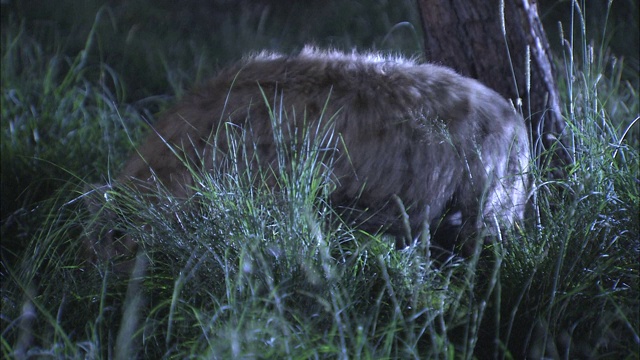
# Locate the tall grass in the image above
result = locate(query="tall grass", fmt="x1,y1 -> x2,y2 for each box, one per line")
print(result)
497,3 -> 639,357
0,18 -> 153,273
2,2 -> 638,359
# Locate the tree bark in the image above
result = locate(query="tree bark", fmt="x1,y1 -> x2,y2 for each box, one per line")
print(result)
417,0 -> 569,176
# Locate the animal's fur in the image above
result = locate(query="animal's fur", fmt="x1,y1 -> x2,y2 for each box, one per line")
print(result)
89,47 -> 530,260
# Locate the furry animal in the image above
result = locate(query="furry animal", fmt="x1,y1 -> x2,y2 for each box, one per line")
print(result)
87,47 -> 530,261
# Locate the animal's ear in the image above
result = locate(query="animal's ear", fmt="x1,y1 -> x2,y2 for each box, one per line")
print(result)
83,183 -> 113,215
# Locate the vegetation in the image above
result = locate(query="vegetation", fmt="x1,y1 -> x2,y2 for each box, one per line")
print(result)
2,1 -> 638,358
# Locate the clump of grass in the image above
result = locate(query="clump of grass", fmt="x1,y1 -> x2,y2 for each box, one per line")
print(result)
496,3 -> 639,357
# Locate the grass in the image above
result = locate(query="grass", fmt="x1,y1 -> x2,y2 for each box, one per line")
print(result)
1,2 -> 638,359
0,18 -> 153,274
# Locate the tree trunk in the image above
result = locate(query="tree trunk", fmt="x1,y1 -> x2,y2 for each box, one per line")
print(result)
417,0 -> 569,176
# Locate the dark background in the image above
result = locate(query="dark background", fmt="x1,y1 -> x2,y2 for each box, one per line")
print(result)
2,0 -> 637,102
